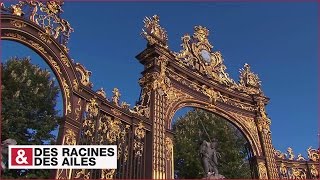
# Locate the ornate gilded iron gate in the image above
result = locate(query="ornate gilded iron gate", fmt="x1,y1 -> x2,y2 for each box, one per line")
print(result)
1,1 -> 318,179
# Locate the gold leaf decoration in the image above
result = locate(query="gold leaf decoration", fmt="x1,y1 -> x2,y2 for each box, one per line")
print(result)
142,15 -> 168,49
85,98 -> 99,118
307,147 -> 319,162
75,63 -> 93,87
101,169 -> 115,179
112,88 -> 121,106
63,129 -> 76,145
10,20 -> 26,28
174,25 -> 235,86
4,0 -> 74,46
60,52 -> 70,67
74,169 -> 90,179
135,122 -> 145,139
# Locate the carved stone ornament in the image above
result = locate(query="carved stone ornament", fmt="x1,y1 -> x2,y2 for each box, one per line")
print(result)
142,15 -> 168,49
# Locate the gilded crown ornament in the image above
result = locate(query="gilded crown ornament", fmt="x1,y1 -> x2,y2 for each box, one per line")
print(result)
193,25 -> 212,48
175,25 -> 234,86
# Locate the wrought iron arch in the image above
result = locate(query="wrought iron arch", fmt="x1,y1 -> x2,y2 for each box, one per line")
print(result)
1,15 -> 78,116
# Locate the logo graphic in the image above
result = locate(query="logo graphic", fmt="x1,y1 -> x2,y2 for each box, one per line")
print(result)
11,148 -> 33,166
8,145 -> 117,169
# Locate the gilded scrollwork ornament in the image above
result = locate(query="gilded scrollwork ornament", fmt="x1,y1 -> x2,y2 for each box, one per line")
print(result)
287,147 -> 295,160
135,122 -> 146,139
130,88 -> 151,118
60,52 -> 70,67
120,102 -> 130,109
38,32 -> 52,44
296,154 -> 306,161
75,98 -> 82,121
279,163 -> 288,178
3,1 -> 73,47
310,164 -> 319,179
73,79 -> 79,91
142,15 -> 168,49
96,88 -> 107,99
165,137 -> 173,160
201,85 -> 219,106
111,108 -> 122,116
10,20 -> 26,28
133,121 -> 145,157
133,140 -> 144,157
105,117 -> 122,143
289,164 -> 306,179
174,25 -> 235,86
101,169 -> 115,179
75,63 -> 93,87
74,169 -> 90,179
63,129 -> 76,145
307,147 -> 319,162
257,100 -> 271,133
112,88 -> 121,106
62,78 -> 71,114
238,63 -> 262,95
274,149 -> 286,159
258,162 -> 268,179
85,98 -> 99,118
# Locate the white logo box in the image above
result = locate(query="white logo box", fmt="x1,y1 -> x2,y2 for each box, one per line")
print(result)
8,145 -> 117,169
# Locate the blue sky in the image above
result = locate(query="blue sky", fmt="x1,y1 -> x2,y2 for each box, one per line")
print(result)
2,2 -> 318,157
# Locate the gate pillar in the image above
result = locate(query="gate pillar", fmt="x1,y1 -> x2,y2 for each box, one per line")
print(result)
136,44 -> 172,179
255,97 -> 279,179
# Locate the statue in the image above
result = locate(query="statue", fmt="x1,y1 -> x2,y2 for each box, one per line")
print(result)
200,139 -> 224,179
1,139 -> 17,171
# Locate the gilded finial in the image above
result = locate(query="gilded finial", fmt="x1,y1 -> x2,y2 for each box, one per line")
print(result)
193,25 -> 212,48
112,88 -> 121,106
96,88 -> 107,99
142,15 -> 168,49
238,63 -> 262,95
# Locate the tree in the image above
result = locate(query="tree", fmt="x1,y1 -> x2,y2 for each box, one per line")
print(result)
173,109 -> 251,179
1,57 -> 61,178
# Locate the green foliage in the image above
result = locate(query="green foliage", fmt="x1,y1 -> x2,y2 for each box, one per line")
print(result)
1,57 -> 61,178
173,109 -> 251,179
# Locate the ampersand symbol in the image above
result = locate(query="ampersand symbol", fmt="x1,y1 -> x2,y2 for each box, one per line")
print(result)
15,149 -> 29,164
